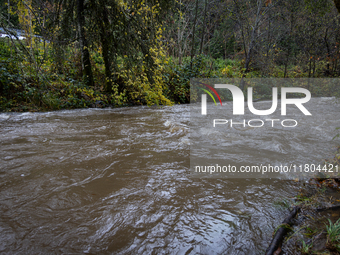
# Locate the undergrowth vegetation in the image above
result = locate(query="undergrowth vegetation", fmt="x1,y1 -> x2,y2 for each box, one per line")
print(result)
1,37 -> 340,112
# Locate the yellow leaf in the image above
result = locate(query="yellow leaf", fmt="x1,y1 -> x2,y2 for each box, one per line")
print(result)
265,0 -> 272,6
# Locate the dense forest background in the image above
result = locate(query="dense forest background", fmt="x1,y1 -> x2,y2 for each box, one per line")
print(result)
0,0 -> 340,111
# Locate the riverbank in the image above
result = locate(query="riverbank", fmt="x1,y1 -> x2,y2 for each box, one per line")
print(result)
2,37 -> 340,113
273,146 -> 340,254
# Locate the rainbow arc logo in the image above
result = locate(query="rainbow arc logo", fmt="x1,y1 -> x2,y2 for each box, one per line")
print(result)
198,82 -> 222,106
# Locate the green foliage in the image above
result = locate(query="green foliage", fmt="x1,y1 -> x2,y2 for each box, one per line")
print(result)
163,55 -> 206,103
304,226 -> 318,237
0,41 -> 23,111
325,218 -> 340,251
273,198 -> 291,209
0,38 -> 109,111
0,0 -> 20,27
300,240 -> 313,254
274,223 -> 293,234
163,55 -> 248,103
304,0 -> 333,15
0,32 -> 175,111
110,48 -> 173,107
209,19 -> 236,59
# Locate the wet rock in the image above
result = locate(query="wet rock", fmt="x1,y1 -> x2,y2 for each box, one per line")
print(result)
311,232 -> 327,252
90,100 -> 105,108
80,92 -> 90,101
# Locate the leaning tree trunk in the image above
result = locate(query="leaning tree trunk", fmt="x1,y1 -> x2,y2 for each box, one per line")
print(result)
77,0 -> 94,87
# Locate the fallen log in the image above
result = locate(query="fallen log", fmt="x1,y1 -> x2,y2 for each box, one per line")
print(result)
265,206 -> 300,255
316,204 -> 340,212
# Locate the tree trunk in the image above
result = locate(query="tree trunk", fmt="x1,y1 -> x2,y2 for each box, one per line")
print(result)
190,0 -> 199,69
334,0 -> 340,13
284,52 -> 289,78
178,26 -> 182,65
245,1 -> 261,72
324,28 -> 331,75
199,0 -> 207,55
77,0 -> 94,87
245,31 -> 256,72
334,59 -> 338,74
98,5 -> 113,92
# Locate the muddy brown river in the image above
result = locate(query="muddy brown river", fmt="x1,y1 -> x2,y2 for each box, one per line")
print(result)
0,98 -> 339,254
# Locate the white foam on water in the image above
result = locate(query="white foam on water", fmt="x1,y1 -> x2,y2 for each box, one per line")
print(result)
164,120 -> 171,127
0,114 -> 10,120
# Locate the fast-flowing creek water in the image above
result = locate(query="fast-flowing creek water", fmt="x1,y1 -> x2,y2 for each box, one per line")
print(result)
0,98 -> 339,254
